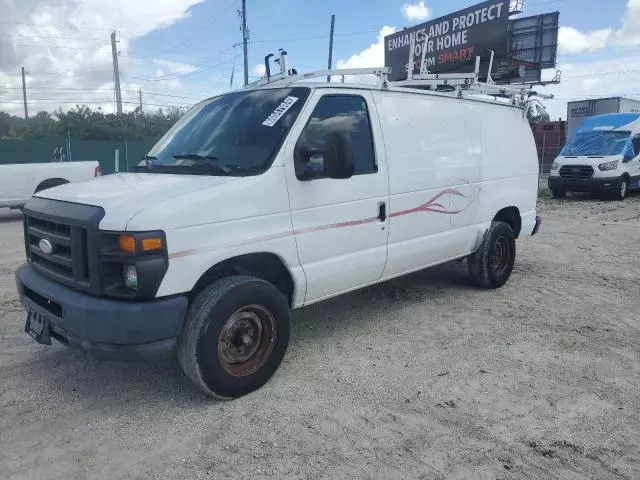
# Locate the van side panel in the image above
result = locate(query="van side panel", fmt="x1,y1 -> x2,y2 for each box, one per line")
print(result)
372,91 -> 483,279
480,106 -> 539,237
373,90 -> 538,280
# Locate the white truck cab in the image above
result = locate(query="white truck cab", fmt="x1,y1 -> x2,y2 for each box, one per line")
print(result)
15,62 -> 543,398
549,113 -> 640,199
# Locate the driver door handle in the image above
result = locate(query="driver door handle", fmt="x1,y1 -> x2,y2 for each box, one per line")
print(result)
378,202 -> 387,222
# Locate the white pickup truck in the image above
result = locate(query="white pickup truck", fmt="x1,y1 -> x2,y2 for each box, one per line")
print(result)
0,161 -> 101,209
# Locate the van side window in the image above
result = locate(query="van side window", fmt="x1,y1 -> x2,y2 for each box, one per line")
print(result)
296,95 -> 376,178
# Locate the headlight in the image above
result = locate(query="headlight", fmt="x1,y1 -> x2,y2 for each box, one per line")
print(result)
551,162 -> 559,171
100,231 -> 168,299
123,265 -> 138,290
598,160 -> 619,171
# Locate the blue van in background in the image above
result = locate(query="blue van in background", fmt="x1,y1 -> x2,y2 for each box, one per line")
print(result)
549,113 -> 640,199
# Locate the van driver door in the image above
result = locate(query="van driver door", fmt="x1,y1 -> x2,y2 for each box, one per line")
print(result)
283,90 -> 390,304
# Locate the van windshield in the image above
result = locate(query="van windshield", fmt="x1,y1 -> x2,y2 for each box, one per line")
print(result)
560,130 -> 631,157
141,87 -> 310,176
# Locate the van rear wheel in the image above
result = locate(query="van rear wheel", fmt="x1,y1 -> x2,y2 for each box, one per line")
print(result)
468,221 -> 516,289
178,276 -> 291,399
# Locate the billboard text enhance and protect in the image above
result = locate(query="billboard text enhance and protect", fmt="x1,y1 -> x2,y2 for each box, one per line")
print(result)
384,0 -> 510,81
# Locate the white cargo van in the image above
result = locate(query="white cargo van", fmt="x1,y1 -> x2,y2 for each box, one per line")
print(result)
549,113 -> 640,200
15,61 -> 543,398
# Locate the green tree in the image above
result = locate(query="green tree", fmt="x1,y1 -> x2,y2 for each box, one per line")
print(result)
0,105 -> 184,141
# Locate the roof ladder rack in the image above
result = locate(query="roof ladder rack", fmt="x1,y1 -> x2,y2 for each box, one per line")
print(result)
243,46 -> 554,108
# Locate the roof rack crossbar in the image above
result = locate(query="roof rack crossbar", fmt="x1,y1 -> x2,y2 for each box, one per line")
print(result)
245,67 -> 390,89
243,49 -> 554,107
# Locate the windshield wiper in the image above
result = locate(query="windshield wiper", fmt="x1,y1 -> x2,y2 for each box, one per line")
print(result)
142,155 -> 157,169
172,153 -> 232,174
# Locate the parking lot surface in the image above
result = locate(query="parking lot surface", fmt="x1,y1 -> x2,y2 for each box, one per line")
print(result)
1,195 -> 638,480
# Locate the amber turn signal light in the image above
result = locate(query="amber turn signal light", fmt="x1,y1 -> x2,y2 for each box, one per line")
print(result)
118,235 -> 136,254
142,237 -> 163,251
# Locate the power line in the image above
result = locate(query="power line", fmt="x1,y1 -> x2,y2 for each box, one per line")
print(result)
123,51 -> 237,81
0,87 -> 205,101
563,68 -> 640,79
525,0 -> 565,6
0,33 -> 106,42
0,19 -> 115,31
154,0 -> 237,54
0,42 -> 110,51
249,29 -> 381,44
1,98 -> 188,105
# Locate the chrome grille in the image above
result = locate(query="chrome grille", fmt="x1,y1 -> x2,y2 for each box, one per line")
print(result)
21,198 -> 109,296
25,215 -> 90,288
559,165 -> 594,179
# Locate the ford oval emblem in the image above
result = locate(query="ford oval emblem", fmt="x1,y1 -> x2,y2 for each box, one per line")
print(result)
39,238 -> 54,255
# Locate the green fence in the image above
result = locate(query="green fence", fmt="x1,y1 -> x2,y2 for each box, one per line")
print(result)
0,139 -> 156,174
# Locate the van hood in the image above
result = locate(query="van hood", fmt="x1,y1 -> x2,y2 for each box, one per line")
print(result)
36,173 -> 240,230
555,154 -> 623,166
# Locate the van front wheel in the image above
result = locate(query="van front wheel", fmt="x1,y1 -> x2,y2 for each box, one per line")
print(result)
616,176 -> 629,200
468,221 -> 516,289
178,276 -> 291,399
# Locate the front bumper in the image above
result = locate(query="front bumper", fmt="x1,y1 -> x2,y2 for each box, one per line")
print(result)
15,264 -> 188,361
548,175 -> 621,193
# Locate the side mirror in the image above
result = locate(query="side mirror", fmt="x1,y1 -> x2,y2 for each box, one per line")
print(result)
324,132 -> 354,179
294,132 -> 355,181
633,135 -> 640,157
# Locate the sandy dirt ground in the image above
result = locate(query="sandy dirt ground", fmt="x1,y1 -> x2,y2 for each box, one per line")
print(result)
0,193 -> 639,480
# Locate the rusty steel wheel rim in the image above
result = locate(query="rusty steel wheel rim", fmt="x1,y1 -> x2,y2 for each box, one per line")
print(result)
490,235 -> 511,277
218,305 -> 276,377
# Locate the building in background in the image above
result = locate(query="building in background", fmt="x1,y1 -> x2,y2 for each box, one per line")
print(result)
567,97 -> 640,138
531,121 -> 566,173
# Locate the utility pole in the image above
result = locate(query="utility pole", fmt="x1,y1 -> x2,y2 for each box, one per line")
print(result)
21,66 -> 28,119
230,61 -> 235,88
110,31 -> 123,115
242,0 -> 249,86
138,89 -> 143,111
327,15 -> 335,83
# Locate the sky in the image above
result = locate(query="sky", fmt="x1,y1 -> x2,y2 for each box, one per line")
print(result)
1,0 -> 639,120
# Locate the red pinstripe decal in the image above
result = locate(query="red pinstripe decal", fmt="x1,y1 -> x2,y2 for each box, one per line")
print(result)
390,188 -> 467,217
168,188 -> 472,260
295,216 -> 380,234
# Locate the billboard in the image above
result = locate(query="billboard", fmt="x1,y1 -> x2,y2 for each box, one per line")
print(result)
384,0 -> 511,81
498,12 -> 559,84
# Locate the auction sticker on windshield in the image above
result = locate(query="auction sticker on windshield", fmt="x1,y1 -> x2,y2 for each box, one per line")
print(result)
262,96 -> 299,127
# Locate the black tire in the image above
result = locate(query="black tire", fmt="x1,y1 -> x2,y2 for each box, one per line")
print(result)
468,221 -> 516,289
551,188 -> 565,198
615,176 -> 629,201
178,275 -> 291,399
